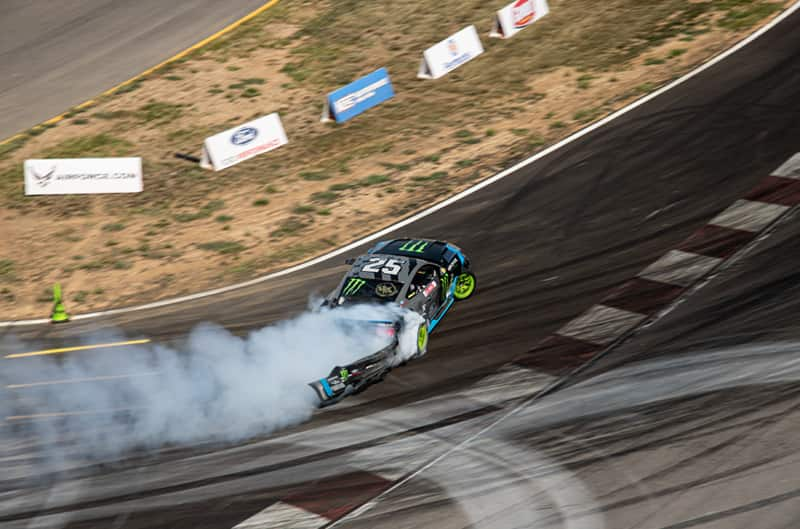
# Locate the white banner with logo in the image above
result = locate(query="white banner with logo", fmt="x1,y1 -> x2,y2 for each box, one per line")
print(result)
418,25 -> 484,80
24,158 -> 142,195
201,113 -> 288,171
490,0 -> 550,39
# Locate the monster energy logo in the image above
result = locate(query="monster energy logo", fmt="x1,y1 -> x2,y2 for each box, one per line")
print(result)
441,271 -> 450,300
339,368 -> 350,381
399,240 -> 429,253
343,277 -> 366,296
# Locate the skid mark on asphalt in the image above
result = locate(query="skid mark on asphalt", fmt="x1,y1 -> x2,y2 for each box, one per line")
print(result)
4,372 -> 550,529
515,153 -> 800,371
453,364 -> 553,405
7,152 -> 798,526
25,479 -> 85,529
219,370 -> 555,528
538,378 -> 800,527
334,349 -> 800,529
14,154 -> 800,527
0,364 -> 551,526
302,155 -> 800,529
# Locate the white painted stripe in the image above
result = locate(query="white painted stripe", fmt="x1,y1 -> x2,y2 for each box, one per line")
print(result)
7,372 -> 159,389
351,435 -> 448,482
6,407 -> 144,421
233,502 -> 328,529
456,365 -> 554,405
638,250 -> 721,287
772,152 -> 800,179
5,2 -> 799,329
709,199 -> 789,232
556,304 -> 646,346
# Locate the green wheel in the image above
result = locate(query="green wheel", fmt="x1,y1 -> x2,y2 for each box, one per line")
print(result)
416,323 -> 429,356
453,272 -> 476,301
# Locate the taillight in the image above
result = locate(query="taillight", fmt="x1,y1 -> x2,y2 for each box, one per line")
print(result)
376,326 -> 396,337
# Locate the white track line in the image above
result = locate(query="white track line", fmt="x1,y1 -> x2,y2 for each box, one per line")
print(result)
6,372 -> 159,389
4,1 -> 799,329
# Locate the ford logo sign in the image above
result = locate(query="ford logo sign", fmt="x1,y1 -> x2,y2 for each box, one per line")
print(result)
231,127 -> 258,146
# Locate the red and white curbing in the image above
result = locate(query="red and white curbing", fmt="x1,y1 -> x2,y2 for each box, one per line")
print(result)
528,153 -> 800,364
220,364 -> 551,529
234,471 -> 396,529
234,502 -> 329,529
226,470 -> 395,529
223,157 -> 800,529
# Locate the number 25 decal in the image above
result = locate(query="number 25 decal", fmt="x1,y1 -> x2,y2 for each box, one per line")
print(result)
362,258 -> 404,275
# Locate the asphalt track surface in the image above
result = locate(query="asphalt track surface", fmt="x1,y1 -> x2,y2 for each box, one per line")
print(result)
3,7 -> 800,529
0,0 -> 268,140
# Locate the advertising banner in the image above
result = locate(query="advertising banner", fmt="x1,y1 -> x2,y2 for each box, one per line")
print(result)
202,113 -> 288,171
24,158 -> 142,195
418,25 -> 485,80
322,68 -> 395,123
490,0 -> 550,39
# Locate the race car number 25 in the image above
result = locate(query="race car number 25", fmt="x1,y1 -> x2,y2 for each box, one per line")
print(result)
362,257 -> 404,275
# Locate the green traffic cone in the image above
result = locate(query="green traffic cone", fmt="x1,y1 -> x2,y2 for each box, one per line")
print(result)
50,283 -> 70,323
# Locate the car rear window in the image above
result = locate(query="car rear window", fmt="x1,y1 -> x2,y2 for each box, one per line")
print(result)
339,277 -> 402,302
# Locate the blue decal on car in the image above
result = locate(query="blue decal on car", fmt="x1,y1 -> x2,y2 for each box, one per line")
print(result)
446,244 -> 466,264
429,298 -> 454,332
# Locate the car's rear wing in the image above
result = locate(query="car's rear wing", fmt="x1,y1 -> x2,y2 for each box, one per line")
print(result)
309,340 -> 397,407
332,318 -> 399,339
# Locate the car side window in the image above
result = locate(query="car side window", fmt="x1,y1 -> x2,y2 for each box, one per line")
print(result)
448,259 -> 461,278
408,265 -> 438,297
416,265 -> 438,285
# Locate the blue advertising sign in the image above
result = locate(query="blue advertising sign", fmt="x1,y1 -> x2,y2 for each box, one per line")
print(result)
326,68 -> 394,123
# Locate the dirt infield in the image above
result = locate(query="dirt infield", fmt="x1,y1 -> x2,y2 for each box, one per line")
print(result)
0,0 -> 790,318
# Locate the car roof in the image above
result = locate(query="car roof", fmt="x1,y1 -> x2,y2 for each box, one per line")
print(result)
368,239 -> 451,263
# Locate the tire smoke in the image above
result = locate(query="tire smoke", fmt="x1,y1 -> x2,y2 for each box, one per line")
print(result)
1,304 -> 420,465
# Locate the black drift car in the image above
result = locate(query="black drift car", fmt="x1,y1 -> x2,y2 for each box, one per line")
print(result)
309,238 -> 476,406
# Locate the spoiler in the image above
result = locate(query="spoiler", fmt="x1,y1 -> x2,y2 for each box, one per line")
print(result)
309,341 -> 397,407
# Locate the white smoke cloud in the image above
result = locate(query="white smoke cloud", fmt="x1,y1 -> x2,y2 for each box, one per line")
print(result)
395,310 -> 426,365
1,303 -> 424,465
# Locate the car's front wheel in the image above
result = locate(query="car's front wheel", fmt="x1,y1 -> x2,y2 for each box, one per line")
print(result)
453,271 -> 477,301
